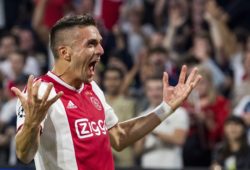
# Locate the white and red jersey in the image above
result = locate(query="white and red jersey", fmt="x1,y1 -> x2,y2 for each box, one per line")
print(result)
16,71 -> 118,170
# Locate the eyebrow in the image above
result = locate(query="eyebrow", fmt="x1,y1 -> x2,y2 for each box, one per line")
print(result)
86,38 -> 103,44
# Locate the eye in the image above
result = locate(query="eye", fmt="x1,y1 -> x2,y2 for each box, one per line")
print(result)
87,40 -> 98,47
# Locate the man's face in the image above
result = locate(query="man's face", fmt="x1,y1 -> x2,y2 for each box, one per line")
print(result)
9,53 -> 25,75
145,79 -> 163,106
148,52 -> 166,76
19,30 -> 34,52
149,52 -> 166,66
69,26 -> 104,83
0,36 -> 17,57
193,37 -> 210,59
104,70 -> 122,95
224,122 -> 244,141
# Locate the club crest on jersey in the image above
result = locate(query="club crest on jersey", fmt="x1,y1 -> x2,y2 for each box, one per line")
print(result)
89,96 -> 102,111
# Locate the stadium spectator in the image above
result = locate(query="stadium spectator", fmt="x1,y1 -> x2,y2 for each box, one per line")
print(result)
212,116 -> 250,170
0,33 -> 18,63
233,49 -> 250,106
183,66 -> 230,167
32,0 -> 73,43
0,74 -> 29,166
1,50 -> 29,99
233,95 -> 250,144
103,67 -> 136,167
134,76 -> 189,169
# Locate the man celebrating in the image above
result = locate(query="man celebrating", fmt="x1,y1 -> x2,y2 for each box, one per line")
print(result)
11,14 -> 201,170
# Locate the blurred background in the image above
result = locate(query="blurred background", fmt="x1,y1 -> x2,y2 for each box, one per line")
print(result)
0,0 -> 250,169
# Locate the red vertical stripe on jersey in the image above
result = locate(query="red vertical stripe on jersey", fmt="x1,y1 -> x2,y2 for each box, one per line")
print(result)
41,75 -> 114,170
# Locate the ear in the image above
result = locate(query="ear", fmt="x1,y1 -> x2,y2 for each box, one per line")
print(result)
58,46 -> 71,62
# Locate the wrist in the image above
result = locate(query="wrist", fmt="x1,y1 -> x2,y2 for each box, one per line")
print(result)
153,101 -> 173,121
23,121 -> 41,131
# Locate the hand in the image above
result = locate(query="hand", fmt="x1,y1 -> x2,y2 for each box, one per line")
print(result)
11,75 -> 63,128
163,65 -> 201,110
169,7 -> 183,28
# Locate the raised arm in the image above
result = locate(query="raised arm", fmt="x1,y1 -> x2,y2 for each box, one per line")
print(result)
32,0 -> 49,44
109,65 -> 201,151
11,76 -> 63,164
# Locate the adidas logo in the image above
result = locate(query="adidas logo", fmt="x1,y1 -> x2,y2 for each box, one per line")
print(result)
67,100 -> 77,109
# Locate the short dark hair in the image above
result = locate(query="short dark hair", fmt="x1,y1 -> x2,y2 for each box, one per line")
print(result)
0,32 -> 19,46
148,46 -> 168,57
104,67 -> 125,80
49,14 -> 96,58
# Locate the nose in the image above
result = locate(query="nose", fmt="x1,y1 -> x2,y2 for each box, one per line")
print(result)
96,43 -> 104,56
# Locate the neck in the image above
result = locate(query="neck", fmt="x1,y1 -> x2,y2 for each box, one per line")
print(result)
229,140 -> 240,152
52,63 -> 82,89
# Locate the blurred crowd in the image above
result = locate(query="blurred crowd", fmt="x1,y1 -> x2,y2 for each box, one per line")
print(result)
0,0 -> 250,169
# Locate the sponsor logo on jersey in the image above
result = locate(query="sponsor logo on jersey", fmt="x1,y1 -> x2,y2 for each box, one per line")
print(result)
75,118 -> 107,139
89,97 -> 102,111
67,100 -> 77,109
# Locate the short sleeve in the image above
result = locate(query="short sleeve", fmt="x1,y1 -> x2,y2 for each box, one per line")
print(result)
91,81 -> 118,129
16,82 -> 54,131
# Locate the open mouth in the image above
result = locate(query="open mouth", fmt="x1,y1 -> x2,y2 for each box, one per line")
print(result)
88,59 -> 100,76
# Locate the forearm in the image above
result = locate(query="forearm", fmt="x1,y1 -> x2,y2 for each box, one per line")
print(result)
32,0 -> 47,29
120,65 -> 139,94
208,19 -> 223,50
163,26 -> 175,50
16,123 -> 40,164
110,113 -> 162,151
134,138 -> 145,157
32,0 -> 49,43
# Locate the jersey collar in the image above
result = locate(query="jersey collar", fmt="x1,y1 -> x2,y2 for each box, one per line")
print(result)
47,71 -> 84,93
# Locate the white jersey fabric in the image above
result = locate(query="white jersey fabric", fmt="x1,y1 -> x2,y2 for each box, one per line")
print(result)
16,71 -> 118,170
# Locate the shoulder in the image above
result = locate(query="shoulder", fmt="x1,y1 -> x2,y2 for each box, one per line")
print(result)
91,81 -> 104,96
90,81 -> 107,103
91,81 -> 102,91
